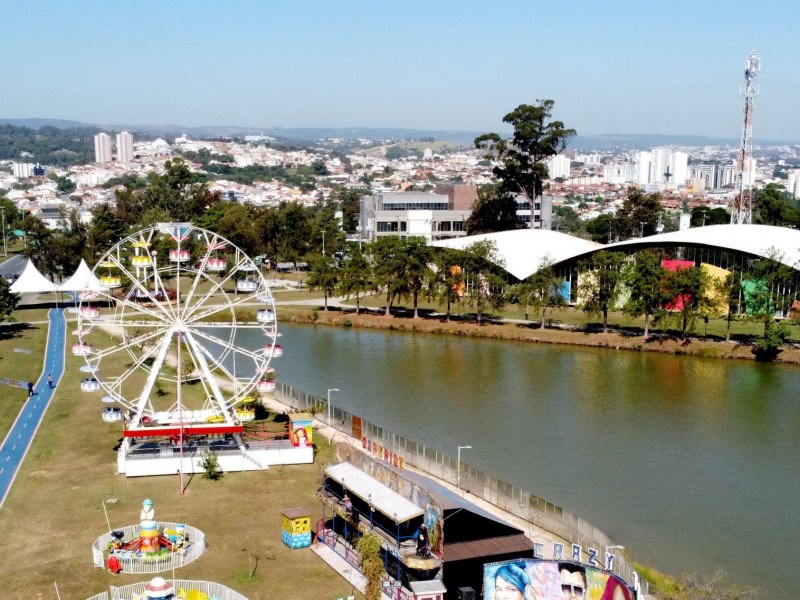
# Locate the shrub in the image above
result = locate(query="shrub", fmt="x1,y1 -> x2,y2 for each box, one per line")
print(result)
200,450 -> 223,480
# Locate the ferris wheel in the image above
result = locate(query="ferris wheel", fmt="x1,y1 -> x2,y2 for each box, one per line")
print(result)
76,223 -> 280,437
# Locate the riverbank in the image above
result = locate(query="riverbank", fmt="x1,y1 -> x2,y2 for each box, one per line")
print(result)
278,305 -> 800,364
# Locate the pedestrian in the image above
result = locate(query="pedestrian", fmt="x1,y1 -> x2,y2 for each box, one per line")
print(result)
27,381 -> 34,398
47,373 -> 53,389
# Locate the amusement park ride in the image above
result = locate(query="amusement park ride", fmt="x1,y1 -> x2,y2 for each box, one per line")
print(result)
75,223 -> 306,477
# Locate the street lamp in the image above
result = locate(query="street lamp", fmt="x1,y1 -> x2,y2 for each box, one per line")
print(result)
327,388 -> 339,428
0,207 -> 6,257
457,445 -> 472,491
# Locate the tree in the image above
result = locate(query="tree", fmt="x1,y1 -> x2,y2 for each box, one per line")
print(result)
465,184 -> 520,234
357,533 -> 384,600
524,261 -> 564,328
585,213 -> 614,243
339,246 -> 372,315
460,240 -> 506,323
402,237 -> 433,318
370,236 -> 407,316
753,183 -> 799,227
580,251 -> 626,333
662,265 -> 708,338
306,255 -> 340,311
475,100 -> 575,227
0,278 -> 20,322
87,204 -> 127,262
612,188 -> 663,240
623,250 -> 666,337
715,270 -> 740,343
429,248 -> 465,322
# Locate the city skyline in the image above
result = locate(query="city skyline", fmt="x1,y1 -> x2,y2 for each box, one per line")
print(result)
5,0 -> 800,140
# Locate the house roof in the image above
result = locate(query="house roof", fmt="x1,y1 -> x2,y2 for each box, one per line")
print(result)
433,224 -> 800,280
325,461 -> 424,523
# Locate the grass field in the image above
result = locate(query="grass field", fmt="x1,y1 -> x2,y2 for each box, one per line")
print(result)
0,306 -> 358,600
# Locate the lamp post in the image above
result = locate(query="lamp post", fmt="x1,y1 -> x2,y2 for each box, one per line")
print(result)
322,230 -> 326,256
1,207 -> 6,257
457,445 -> 472,491
327,387 -> 339,428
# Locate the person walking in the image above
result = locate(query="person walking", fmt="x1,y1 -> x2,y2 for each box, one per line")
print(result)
47,373 -> 53,389
27,381 -> 34,398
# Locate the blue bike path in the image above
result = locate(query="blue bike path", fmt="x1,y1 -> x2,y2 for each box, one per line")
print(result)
0,307 -> 66,509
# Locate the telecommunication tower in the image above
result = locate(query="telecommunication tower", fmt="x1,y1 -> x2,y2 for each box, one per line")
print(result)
730,50 -> 761,225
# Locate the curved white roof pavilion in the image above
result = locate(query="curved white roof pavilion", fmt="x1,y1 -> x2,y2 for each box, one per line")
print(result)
606,224 -> 800,269
432,224 -> 800,280
432,229 -> 602,280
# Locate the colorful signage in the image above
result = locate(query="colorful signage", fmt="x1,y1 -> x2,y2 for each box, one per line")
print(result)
484,558 -> 635,600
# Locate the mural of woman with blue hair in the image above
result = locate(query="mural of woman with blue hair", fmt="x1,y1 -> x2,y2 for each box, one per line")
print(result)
491,562 -> 538,600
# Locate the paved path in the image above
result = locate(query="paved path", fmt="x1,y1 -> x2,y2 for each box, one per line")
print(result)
0,307 -> 66,509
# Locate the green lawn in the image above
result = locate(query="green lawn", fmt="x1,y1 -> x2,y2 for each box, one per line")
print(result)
0,306 -> 359,600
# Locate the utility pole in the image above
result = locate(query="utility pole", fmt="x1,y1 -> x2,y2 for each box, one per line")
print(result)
0,207 -> 6,257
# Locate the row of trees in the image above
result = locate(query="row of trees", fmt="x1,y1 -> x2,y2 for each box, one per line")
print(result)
307,236 -> 794,357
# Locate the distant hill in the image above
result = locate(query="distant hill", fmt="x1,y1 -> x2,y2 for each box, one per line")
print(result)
1,118 -> 797,148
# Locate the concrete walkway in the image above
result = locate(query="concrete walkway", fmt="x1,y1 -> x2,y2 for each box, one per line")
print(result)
0,308 -> 66,509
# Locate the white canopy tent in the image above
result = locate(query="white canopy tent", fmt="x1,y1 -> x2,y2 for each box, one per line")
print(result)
9,260 -> 59,294
58,259 -> 104,293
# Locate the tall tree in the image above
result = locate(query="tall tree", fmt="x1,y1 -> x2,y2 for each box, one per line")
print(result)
87,204 -> 128,262
623,249 -> 666,337
460,240 -> 506,323
475,100 -> 575,227
465,184 -> 520,234
0,278 -> 19,322
370,236 -> 407,316
715,270 -> 740,343
306,254 -> 340,311
339,246 -> 373,315
402,237 -> 433,318
579,251 -> 626,333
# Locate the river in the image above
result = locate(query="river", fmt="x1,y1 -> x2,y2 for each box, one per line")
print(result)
240,322 -> 799,597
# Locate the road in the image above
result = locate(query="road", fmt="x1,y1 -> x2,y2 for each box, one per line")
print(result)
0,308 -> 66,509
0,254 -> 25,279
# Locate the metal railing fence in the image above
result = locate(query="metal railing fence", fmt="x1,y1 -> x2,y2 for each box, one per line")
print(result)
91,522 -> 205,574
275,381 -> 645,593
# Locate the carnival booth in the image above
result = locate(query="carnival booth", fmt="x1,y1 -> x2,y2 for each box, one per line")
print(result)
281,507 -> 312,549
289,413 -> 313,448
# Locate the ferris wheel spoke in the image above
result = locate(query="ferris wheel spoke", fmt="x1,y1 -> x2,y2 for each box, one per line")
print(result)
91,327 -> 166,362
106,254 -> 174,321
184,294 -> 257,327
178,239 -> 217,319
190,328 -> 266,364
183,331 -> 235,423
110,342 -> 165,388
129,331 -> 175,429
180,255 -> 251,322
151,266 -> 179,321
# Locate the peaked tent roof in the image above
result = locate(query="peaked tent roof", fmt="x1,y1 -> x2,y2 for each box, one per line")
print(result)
10,260 -> 59,294
59,259 -> 104,293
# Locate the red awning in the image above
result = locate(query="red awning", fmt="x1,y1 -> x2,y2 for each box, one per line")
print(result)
124,424 -> 243,438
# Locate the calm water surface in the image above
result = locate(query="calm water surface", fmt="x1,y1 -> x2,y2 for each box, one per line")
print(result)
242,323 -> 799,597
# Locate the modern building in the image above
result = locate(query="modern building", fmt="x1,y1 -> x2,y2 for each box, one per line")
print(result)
514,194 -> 553,229
545,154 -> 571,180
360,191 -> 470,242
116,131 -> 134,163
94,133 -> 112,164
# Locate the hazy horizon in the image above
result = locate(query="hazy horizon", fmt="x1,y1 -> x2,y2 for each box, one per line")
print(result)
5,1 -> 800,140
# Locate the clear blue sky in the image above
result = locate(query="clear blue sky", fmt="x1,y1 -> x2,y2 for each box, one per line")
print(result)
5,0 -> 800,140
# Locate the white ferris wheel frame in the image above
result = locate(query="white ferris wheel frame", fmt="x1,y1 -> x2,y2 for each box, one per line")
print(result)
77,223 -> 278,431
